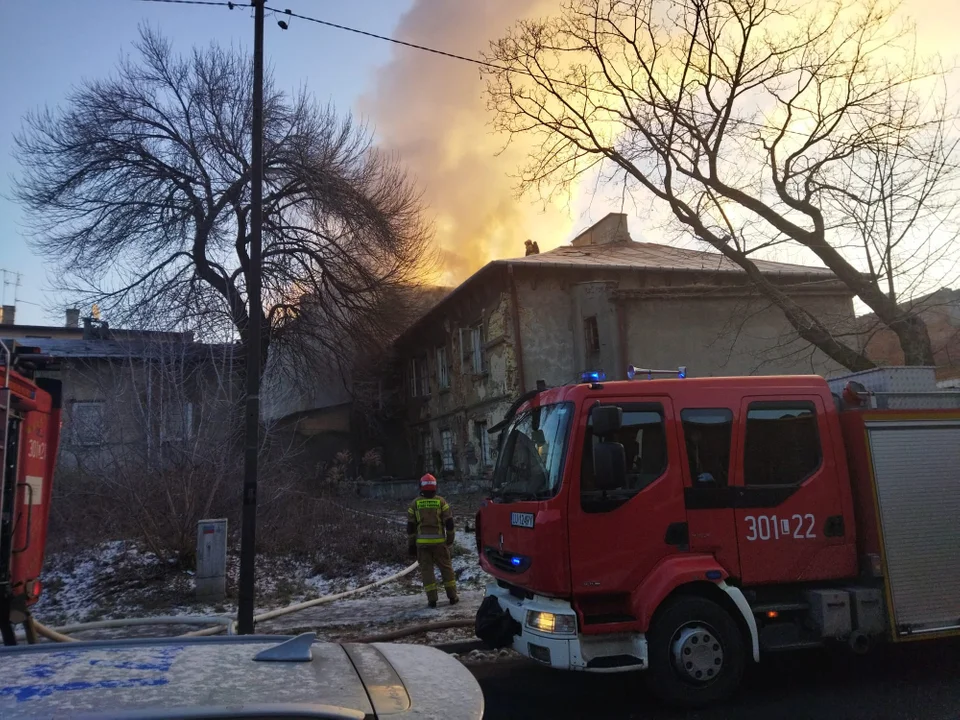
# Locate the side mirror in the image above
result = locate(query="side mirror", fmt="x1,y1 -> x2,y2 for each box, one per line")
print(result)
592,406 -> 623,437
593,442 -> 627,491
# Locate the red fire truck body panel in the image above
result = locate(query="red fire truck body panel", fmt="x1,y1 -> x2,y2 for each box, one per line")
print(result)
476,369 -> 960,702
478,376 -> 861,616
11,400 -> 61,607
2,345 -> 62,636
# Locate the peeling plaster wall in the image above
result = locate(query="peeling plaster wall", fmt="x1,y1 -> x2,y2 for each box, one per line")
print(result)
393,276 -> 521,481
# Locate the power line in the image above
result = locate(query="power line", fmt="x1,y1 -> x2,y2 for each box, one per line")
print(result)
135,0 -> 236,6
262,4 -> 817,139
263,6 -> 508,75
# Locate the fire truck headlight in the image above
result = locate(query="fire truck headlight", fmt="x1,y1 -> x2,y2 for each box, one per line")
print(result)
526,610 -> 577,635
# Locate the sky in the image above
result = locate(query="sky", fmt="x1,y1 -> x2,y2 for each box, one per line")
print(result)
0,0 -> 411,325
1,0 -> 959,327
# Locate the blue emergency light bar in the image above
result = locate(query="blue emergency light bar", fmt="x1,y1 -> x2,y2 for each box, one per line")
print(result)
627,365 -> 687,380
580,370 -> 606,383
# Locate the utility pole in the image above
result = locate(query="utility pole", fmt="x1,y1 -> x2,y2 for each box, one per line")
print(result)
237,0 -> 265,635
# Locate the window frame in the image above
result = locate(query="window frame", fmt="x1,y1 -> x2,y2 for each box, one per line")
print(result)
440,429 -> 455,471
161,401 -> 194,443
580,401 -> 668,513
680,408 -> 734,488
422,430 -> 434,473
71,400 -> 105,446
436,345 -> 450,390
742,400 -> 822,489
470,324 -> 485,374
474,420 -> 492,467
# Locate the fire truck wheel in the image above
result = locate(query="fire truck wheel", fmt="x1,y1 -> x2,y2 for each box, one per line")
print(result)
645,595 -> 745,707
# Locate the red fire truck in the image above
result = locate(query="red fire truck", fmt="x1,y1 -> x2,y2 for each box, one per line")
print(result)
474,366 -> 960,705
0,341 -> 62,645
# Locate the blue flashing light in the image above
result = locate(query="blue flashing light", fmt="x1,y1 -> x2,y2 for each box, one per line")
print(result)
580,370 -> 606,383
705,569 -> 722,580
678,366 -> 687,379
510,556 -> 523,567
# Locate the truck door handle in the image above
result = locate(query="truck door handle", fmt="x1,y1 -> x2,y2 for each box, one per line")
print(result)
823,515 -> 844,538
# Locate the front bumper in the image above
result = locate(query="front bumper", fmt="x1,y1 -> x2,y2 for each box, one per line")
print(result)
483,583 -> 648,673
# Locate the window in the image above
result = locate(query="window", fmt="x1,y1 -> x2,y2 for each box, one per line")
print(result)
72,401 -> 104,446
492,403 -> 573,500
475,420 -> 492,467
409,358 -> 418,397
441,429 -> 455,471
436,346 -> 450,390
583,316 -> 600,355
581,403 -> 667,512
409,356 -> 430,397
743,401 -> 821,487
470,325 -> 485,374
681,409 -> 733,486
422,431 -> 434,473
419,355 -> 430,396
162,402 -> 194,442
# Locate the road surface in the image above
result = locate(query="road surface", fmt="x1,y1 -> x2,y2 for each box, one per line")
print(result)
471,638 -> 960,719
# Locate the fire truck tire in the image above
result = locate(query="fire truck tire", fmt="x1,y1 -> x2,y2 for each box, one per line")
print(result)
645,595 -> 745,707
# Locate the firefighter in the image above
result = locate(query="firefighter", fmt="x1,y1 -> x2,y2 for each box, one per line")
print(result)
407,473 -> 459,608
524,239 -> 541,256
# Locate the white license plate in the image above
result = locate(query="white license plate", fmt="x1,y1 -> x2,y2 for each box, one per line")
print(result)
511,512 -> 535,529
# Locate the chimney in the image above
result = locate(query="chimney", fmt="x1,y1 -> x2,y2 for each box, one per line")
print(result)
66,308 -> 81,328
570,212 -> 631,248
0,305 -> 14,325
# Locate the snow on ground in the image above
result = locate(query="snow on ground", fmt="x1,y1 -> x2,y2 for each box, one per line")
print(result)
34,532 -> 489,643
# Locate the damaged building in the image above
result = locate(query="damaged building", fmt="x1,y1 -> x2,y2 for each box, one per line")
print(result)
389,212 -> 855,480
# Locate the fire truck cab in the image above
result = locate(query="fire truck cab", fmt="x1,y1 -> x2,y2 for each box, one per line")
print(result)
475,366 -> 960,705
0,340 -> 62,646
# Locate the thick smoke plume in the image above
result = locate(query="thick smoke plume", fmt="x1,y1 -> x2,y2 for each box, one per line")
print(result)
363,0 -> 572,285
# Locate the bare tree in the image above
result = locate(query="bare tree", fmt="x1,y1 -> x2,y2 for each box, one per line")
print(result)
15,27 -> 432,379
484,0 -> 960,369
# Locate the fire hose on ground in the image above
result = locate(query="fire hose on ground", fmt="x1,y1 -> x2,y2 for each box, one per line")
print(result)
22,561 -> 466,644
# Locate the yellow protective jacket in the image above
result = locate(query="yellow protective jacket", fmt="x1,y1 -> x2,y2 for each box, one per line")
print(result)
407,494 -> 453,545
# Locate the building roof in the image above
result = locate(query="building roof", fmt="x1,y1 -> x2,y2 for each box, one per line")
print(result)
506,238 -> 836,276
396,220 -> 840,347
3,336 -> 236,361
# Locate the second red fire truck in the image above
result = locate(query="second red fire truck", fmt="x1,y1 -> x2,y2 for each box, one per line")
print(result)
475,365 -> 960,705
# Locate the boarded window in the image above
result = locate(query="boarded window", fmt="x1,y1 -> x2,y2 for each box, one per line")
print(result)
583,316 -> 600,355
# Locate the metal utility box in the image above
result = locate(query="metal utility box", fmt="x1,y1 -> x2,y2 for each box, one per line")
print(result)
845,587 -> 885,636
804,589 -> 852,638
195,519 -> 227,600
827,367 -> 960,409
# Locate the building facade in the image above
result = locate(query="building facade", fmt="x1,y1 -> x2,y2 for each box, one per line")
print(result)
389,213 -> 855,480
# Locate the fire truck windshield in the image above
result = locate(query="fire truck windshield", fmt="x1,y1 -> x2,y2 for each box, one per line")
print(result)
491,402 -> 573,501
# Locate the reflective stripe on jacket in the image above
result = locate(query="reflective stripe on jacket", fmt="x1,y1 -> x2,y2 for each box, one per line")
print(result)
407,494 -> 452,545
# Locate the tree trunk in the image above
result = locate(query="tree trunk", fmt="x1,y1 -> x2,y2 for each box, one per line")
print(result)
892,313 -> 936,366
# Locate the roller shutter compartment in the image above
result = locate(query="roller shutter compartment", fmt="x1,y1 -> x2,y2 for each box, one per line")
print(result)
867,420 -> 960,636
